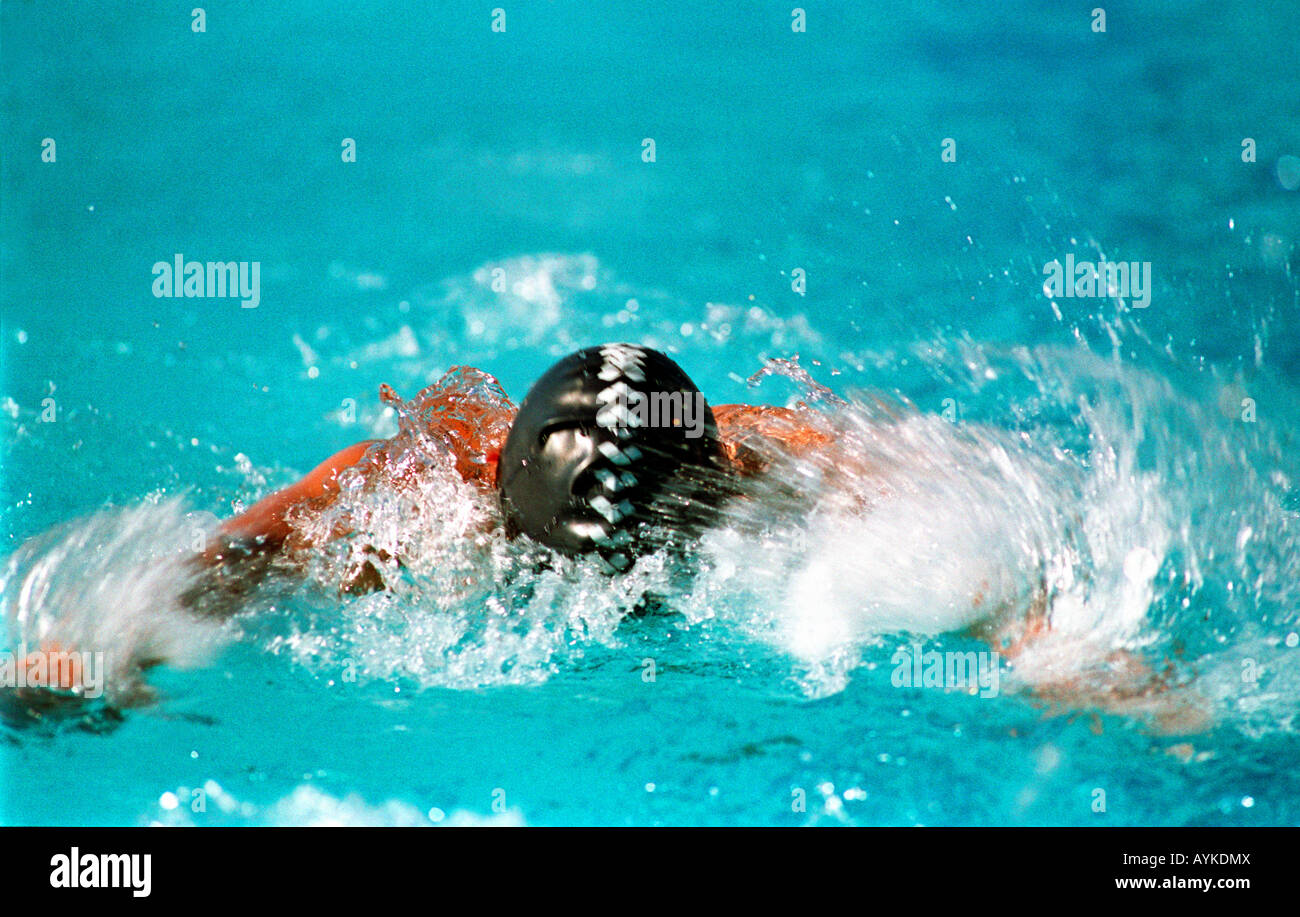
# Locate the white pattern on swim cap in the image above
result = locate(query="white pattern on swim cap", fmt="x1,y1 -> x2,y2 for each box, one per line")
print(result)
589,495 -> 635,524
593,468 -> 638,493
598,440 -> 642,466
594,382 -> 643,430
597,343 -> 646,383
571,520 -> 612,545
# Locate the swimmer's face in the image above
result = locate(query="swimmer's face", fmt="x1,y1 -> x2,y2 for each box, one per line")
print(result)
496,344 -> 727,570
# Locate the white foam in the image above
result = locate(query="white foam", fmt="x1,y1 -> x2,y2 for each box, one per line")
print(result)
1,498 -> 229,700
148,782 -> 525,827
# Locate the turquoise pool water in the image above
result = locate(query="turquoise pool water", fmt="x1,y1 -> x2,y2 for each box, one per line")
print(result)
3,0 -> 1299,825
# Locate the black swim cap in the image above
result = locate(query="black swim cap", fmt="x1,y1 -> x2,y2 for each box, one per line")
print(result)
497,344 -> 727,570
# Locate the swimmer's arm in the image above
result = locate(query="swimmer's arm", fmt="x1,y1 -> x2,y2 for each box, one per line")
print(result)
209,440 -> 380,556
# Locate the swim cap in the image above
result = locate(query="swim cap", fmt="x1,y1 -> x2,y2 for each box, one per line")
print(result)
497,344 -> 727,570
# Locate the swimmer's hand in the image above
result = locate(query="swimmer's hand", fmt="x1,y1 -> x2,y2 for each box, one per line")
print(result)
976,603 -> 1211,735
1026,651 -> 1213,736
9,641 -> 88,692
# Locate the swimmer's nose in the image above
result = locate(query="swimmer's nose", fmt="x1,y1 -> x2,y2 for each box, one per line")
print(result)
496,344 -> 728,570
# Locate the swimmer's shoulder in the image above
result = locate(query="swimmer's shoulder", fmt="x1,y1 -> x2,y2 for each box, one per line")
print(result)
714,403 -> 834,451
713,403 -> 836,473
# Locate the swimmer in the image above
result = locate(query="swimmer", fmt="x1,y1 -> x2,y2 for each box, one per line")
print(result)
16,342 -> 1199,731
184,342 -> 1206,732
199,343 -> 836,584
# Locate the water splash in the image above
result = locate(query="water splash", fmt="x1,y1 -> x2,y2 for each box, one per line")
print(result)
0,498 -> 229,703
147,781 -> 525,827
687,344 -> 1300,730
5,333 -> 1299,736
